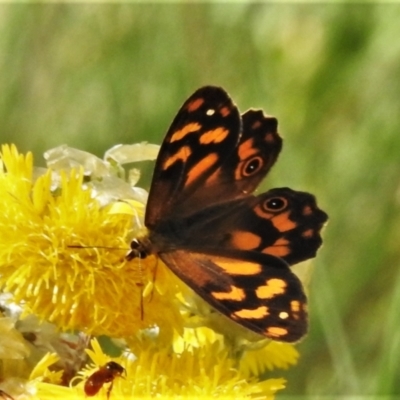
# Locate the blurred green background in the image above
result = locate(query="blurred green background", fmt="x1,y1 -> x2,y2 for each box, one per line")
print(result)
1,3 -> 400,398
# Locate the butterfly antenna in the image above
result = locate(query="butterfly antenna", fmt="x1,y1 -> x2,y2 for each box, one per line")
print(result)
67,245 -> 129,251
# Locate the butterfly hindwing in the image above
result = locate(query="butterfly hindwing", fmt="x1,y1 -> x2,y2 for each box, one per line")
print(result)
251,188 -> 329,265
152,187 -> 328,267
228,109 -> 282,195
160,249 -> 307,342
220,187 -> 329,265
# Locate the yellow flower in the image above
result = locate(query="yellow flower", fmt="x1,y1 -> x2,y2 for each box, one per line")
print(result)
0,144 -> 302,400
32,338 -> 286,400
172,326 -> 299,380
0,144 -> 184,338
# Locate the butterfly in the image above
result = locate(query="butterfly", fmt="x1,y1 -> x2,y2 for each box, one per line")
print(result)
128,86 -> 328,342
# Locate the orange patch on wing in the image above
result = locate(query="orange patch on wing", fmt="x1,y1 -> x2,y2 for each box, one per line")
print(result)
219,106 -> 231,117
253,204 -> 274,220
212,285 -> 245,301
302,229 -> 314,238
291,300 -> 300,312
262,245 -> 290,257
271,211 -> 297,232
256,278 -> 287,299
163,146 -> 192,170
200,128 -> 229,144
185,153 -> 218,185
170,123 -> 202,142
218,260 -> 262,275
230,231 -> 261,250
233,306 -> 269,319
251,120 -> 262,129
237,138 -> 256,161
266,326 -> 288,338
274,238 -> 290,246
187,98 -> 204,112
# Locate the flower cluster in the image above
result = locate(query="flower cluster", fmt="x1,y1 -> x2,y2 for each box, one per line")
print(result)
0,144 -> 300,399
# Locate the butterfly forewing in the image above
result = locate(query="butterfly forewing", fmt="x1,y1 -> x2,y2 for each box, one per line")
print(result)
189,109 -> 284,208
160,250 -> 307,342
145,86 -> 241,228
146,88 -> 285,227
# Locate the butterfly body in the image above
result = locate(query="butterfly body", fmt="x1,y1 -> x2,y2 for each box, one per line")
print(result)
128,86 -> 328,342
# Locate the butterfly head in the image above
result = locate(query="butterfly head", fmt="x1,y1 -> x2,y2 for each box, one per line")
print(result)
126,238 -> 152,261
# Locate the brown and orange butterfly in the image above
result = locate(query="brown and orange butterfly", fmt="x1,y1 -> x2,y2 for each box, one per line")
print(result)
128,86 -> 328,342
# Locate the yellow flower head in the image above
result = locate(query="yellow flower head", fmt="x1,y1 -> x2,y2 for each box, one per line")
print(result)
0,144 -> 183,338
0,144 -> 302,400
32,338 -> 287,400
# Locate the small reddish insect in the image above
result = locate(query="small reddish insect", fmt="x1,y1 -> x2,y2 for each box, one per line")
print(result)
84,361 -> 125,399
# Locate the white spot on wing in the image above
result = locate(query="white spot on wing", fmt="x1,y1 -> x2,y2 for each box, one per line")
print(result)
206,109 -> 215,116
